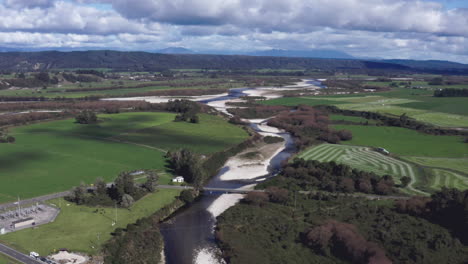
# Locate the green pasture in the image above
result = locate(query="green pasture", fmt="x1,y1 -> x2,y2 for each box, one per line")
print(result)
0,189 -> 181,256
0,112 -> 248,203
261,87 -> 468,127
333,125 -> 467,158
330,114 -> 376,124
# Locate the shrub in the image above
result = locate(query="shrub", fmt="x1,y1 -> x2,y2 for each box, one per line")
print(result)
75,111 -> 98,124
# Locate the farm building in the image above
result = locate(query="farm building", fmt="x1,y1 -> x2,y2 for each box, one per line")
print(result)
12,217 -> 35,229
172,176 -> 185,183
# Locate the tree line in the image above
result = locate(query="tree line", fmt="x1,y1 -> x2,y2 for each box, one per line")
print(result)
318,105 -> 468,136
434,88 -> 468,97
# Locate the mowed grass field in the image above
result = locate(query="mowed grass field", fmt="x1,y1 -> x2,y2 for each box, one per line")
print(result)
427,169 -> 468,192
298,144 -> 468,194
298,144 -> 427,195
0,189 -> 181,256
0,112 -> 248,203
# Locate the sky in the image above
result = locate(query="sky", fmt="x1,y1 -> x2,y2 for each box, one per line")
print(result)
1,0 -> 468,63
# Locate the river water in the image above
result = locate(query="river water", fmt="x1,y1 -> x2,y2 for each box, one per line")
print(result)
160,80 -> 320,264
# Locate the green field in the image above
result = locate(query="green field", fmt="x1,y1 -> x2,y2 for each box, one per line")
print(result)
261,88 -> 468,127
0,189 -> 181,255
427,169 -> 468,192
333,125 -> 467,158
298,144 -> 426,195
0,112 -> 248,203
330,114 -> 374,123
402,156 -> 468,174
298,144 -> 468,194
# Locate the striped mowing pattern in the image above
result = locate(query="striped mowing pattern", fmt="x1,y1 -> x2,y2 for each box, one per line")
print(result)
298,144 -> 429,195
299,144 -> 415,180
430,169 -> 468,191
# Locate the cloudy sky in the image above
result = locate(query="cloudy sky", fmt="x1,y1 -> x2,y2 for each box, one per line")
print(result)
1,0 -> 468,62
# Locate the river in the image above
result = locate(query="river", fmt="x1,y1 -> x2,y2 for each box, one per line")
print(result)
160,79 -> 321,264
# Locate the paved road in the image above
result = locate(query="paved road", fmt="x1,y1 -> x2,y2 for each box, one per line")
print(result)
0,191 -> 71,211
0,243 -> 42,264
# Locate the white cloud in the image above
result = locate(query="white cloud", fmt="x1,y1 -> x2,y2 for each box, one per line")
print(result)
0,0 -> 468,62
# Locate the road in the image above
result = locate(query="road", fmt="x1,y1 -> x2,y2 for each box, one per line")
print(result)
0,191 -> 71,211
0,243 -> 42,264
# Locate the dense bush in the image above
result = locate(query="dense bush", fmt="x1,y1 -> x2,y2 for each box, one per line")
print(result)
75,110 -> 98,124
396,188 -> 468,244
267,105 -> 352,149
262,159 -> 396,195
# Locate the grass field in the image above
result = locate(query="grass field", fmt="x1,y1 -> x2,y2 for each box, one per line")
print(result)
261,88 -> 468,127
333,125 -> 467,158
0,112 -> 248,203
330,114 -> 375,123
297,144 -> 426,194
0,189 -> 181,256
298,144 -> 468,194
427,169 -> 468,192
402,156 -> 468,175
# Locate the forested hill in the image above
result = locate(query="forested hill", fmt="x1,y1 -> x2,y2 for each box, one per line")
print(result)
0,50 -> 467,74
0,50 -> 408,72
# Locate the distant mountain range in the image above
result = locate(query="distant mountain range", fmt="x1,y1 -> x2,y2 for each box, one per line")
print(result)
0,49 -> 467,74
246,49 -> 355,59
153,47 -> 355,59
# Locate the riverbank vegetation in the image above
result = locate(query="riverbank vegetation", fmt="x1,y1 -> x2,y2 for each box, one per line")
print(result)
217,187 -> 468,264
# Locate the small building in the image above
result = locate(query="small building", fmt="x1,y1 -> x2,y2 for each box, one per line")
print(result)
12,217 -> 35,229
172,176 -> 185,183
376,147 -> 390,155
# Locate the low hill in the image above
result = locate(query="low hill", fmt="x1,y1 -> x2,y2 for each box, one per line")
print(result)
0,50 -> 410,72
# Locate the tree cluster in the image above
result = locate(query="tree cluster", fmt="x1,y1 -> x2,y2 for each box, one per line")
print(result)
166,99 -> 201,123
396,188 -> 468,244
75,110 -> 98,124
0,130 -> 15,143
277,159 -> 396,195
67,171 -> 159,208
166,149 -> 206,186
267,105 -> 353,148
302,220 -> 392,264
